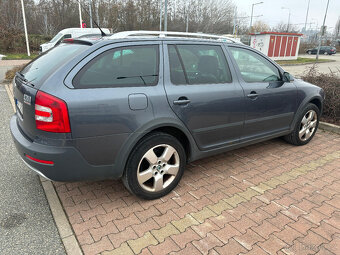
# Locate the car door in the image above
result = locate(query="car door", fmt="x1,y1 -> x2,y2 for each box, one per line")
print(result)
227,46 -> 297,141
163,42 -> 245,150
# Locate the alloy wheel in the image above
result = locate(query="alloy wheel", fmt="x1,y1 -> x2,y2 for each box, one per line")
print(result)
299,110 -> 317,141
137,144 -> 180,192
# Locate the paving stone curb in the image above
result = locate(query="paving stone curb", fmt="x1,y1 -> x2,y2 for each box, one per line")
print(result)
319,121 -> 340,135
4,83 -> 83,255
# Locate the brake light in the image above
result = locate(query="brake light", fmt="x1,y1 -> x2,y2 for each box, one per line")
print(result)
63,38 -> 74,43
35,91 -> 71,133
26,154 -> 54,165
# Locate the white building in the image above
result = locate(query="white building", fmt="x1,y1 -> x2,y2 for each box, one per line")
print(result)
250,32 -> 303,60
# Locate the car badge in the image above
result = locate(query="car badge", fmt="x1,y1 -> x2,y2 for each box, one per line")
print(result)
23,94 -> 31,105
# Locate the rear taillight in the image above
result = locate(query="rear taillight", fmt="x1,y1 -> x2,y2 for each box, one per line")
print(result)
35,91 -> 71,133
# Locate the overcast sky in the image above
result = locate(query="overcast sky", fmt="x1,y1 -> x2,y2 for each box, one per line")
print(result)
234,0 -> 339,32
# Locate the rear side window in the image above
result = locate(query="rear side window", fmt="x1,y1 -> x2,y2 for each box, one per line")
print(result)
20,43 -> 88,88
168,44 -> 232,85
230,47 -> 281,83
73,45 -> 159,88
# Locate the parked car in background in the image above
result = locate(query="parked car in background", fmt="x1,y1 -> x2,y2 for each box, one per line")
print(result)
39,28 -> 110,53
306,46 -> 336,55
11,31 -> 324,199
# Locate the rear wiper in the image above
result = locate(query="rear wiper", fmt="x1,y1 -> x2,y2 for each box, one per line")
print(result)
117,74 -> 158,86
16,71 -> 26,81
15,72 -> 36,87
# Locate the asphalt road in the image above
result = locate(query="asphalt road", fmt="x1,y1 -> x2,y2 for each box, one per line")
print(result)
0,84 -> 66,254
283,53 -> 340,77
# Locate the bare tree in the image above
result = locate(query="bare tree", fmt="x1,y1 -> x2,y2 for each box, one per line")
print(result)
251,20 -> 270,33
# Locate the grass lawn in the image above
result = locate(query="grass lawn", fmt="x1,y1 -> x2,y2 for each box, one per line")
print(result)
276,57 -> 333,65
2,53 -> 38,60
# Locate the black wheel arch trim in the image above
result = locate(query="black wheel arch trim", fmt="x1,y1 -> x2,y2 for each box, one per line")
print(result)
112,117 -> 198,178
290,95 -> 323,131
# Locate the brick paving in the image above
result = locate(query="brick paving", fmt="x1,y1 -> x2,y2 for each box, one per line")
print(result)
54,131 -> 340,255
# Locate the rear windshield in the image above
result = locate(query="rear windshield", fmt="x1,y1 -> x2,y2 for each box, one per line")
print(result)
20,43 -> 88,87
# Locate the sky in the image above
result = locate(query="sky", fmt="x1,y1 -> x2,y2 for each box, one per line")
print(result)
234,0 -> 339,32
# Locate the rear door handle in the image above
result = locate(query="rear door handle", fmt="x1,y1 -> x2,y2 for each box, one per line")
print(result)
173,97 -> 191,105
247,91 -> 258,100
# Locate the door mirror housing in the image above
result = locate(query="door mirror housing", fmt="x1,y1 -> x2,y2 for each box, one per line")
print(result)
283,72 -> 293,82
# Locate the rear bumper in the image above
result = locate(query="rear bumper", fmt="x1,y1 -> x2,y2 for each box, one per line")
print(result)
10,115 -> 119,181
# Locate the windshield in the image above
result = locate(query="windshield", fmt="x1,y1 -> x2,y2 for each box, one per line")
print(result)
20,43 -> 88,87
49,32 -> 63,43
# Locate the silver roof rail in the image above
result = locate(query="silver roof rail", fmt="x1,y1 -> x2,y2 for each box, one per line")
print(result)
109,30 -> 242,44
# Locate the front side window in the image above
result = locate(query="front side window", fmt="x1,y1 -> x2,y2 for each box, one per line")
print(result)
73,45 -> 159,88
168,44 -> 232,85
230,47 -> 281,83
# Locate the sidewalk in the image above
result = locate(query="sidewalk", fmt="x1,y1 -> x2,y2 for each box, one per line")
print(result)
54,131 -> 340,255
0,59 -> 31,66
0,83 -> 66,255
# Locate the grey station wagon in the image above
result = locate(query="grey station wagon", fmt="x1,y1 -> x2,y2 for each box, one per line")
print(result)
10,31 -> 324,199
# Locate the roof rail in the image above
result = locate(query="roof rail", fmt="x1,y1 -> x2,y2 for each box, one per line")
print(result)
109,30 -> 242,44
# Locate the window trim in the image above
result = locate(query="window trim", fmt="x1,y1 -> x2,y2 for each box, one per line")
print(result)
173,45 -> 190,84
168,43 -> 233,86
72,44 -> 160,89
228,46 -> 283,84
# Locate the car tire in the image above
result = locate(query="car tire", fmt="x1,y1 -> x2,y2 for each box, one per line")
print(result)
284,103 -> 320,146
307,51 -> 312,55
122,132 -> 186,200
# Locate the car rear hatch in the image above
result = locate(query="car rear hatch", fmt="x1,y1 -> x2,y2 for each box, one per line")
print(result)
13,42 -> 91,141
13,74 -> 39,141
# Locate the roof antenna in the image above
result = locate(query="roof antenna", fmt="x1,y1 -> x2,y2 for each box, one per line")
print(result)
75,0 -> 107,37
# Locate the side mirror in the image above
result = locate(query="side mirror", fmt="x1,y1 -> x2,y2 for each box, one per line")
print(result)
283,72 -> 293,82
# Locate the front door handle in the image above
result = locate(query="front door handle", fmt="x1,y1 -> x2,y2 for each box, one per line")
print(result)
247,91 -> 258,100
173,97 -> 191,105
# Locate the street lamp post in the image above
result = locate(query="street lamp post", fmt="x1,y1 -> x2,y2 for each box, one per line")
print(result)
185,2 -> 189,32
89,0 -> 93,28
249,1 -> 263,32
78,0 -> 82,28
281,7 -> 291,32
164,0 -> 168,31
304,0 -> 311,33
20,0 -> 30,56
316,0 -> 330,61
159,0 -> 162,31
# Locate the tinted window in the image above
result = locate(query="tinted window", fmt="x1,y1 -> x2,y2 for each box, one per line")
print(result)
230,47 -> 281,83
168,44 -> 232,85
73,45 -> 159,88
21,43 -> 88,87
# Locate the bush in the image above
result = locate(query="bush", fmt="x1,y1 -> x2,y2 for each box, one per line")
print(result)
301,65 -> 340,125
5,65 -> 25,82
0,28 -> 51,53
299,42 -> 315,54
